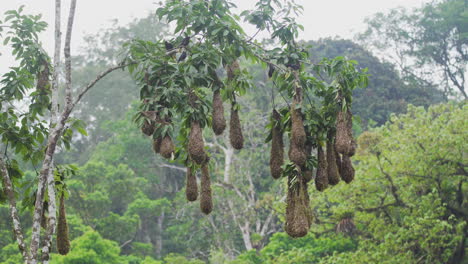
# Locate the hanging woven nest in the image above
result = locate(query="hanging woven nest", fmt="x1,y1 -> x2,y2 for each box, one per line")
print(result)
335,109 -> 356,156
229,105 -> 244,150
160,135 -> 175,159
188,121 -> 207,165
152,137 -> 162,154
212,89 -> 226,135
36,59 -> 50,94
57,193 -> 70,255
315,145 -> 329,191
336,217 -> 356,235
290,104 -> 306,147
200,163 -> 213,215
326,135 -> 341,185
226,60 -> 240,81
141,120 -> 155,136
285,175 -> 312,238
270,109 -> 284,179
185,166 -> 198,202
288,103 -> 307,167
340,155 -> 355,183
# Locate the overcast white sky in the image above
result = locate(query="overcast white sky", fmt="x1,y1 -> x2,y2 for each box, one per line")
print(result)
0,0 -> 429,74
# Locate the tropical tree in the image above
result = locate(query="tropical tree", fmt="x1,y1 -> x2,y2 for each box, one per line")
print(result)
306,38 -> 446,127
0,2 -> 127,263
360,0 -> 468,99
312,103 -> 467,263
124,0 -> 367,243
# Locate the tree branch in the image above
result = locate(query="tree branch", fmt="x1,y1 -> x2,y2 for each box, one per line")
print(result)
64,0 -> 76,111
376,155 -> 406,207
157,163 -> 187,173
70,63 -> 130,111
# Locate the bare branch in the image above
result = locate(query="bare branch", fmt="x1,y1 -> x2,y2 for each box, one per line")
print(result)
64,0 -> 77,111
70,63 -> 130,110
214,181 -> 247,202
157,163 -> 187,172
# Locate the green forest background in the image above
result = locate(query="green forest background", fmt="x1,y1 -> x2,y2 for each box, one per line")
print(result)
1,0 -> 467,263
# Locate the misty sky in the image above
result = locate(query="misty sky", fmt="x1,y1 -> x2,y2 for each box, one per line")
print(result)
1,0 -> 429,74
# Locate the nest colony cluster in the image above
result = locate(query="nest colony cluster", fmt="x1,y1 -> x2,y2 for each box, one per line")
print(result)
140,58 -> 244,216
137,36 -> 358,238
269,75 -> 357,238
139,52 -> 357,237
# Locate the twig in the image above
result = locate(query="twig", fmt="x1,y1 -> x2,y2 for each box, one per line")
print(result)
71,63 -> 131,110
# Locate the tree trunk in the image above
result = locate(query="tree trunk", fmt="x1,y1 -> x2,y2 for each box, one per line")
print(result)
0,156 -> 30,262
239,221 -> 253,251
155,212 -> 165,258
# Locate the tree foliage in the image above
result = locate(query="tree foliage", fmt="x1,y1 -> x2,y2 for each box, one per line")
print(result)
124,0 -> 367,240
306,38 -> 446,127
360,0 -> 468,99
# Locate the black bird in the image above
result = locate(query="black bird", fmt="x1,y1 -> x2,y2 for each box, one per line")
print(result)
180,36 -> 190,47
268,64 -> 275,78
178,51 -> 187,62
165,41 -> 174,51
286,62 -> 300,70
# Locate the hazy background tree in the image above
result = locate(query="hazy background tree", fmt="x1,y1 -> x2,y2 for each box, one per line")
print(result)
359,0 -> 467,99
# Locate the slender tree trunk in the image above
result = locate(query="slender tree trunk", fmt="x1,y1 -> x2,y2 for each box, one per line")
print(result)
155,212 -> 165,258
0,156 -> 30,263
239,221 -> 253,251
29,1 -> 77,262
224,143 -> 234,183
41,0 -> 62,261
1,0 -> 128,261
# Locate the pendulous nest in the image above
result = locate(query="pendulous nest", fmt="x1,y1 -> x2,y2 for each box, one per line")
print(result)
57,193 -> 70,255
340,155 -> 355,183
290,104 -> 306,147
336,218 -> 356,235
229,105 -> 244,150
141,120 -> 155,136
326,135 -> 341,186
185,166 -> 198,202
289,144 -> 307,168
315,145 -> 329,191
335,109 -> 357,156
188,121 -> 207,165
226,60 -> 240,81
36,59 -> 50,94
289,103 -> 307,167
212,89 -> 226,135
270,109 -> 284,179
285,176 -> 312,238
160,135 -> 175,159
200,163 -> 213,215
152,137 -> 162,154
